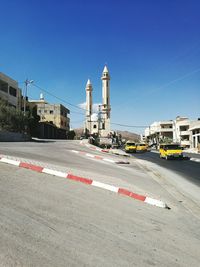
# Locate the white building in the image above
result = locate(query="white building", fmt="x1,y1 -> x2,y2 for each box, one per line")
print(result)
174,116 -> 190,147
84,65 -> 111,137
145,116 -> 197,148
189,120 -> 200,149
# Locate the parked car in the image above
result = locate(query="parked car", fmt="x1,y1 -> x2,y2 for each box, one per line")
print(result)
136,143 -> 148,152
159,143 -> 183,160
124,141 -> 136,153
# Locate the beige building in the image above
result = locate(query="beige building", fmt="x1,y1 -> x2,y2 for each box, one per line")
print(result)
0,72 -> 22,110
29,94 -> 70,132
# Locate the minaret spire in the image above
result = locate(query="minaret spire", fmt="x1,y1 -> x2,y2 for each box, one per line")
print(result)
85,78 -> 93,134
101,65 -> 111,136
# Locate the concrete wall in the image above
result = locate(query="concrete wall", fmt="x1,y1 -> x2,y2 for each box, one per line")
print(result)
0,72 -> 22,110
0,131 -> 31,142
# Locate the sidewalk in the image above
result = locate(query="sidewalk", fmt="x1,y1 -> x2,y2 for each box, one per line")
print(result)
0,153 -> 169,209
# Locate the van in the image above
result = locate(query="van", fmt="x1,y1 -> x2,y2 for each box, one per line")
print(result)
124,141 -> 136,153
136,143 -> 148,152
159,144 -> 183,160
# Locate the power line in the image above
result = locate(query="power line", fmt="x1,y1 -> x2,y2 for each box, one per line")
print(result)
111,122 -> 148,128
155,67 -> 200,92
32,83 -> 86,114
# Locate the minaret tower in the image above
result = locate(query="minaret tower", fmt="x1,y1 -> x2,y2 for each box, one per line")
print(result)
85,79 -> 93,134
101,65 -> 111,136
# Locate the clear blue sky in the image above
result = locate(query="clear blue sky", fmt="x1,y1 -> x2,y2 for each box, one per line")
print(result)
1,0 -> 200,133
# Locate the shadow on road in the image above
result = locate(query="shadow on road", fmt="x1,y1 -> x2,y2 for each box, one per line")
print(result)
131,152 -> 200,187
31,139 -> 55,143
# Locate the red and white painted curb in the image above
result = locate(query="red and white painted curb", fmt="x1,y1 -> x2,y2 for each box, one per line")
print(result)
80,141 -> 110,153
190,158 -> 200,163
71,150 -> 129,164
0,155 -> 169,209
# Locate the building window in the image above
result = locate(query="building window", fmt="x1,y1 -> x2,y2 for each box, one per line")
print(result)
9,86 -> 17,97
50,110 -> 54,114
0,80 -> 8,93
38,110 -> 41,113
44,110 -> 47,113
93,124 -> 97,129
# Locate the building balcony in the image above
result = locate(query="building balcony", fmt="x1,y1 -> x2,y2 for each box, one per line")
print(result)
181,140 -> 190,146
160,128 -> 173,132
180,130 -> 190,136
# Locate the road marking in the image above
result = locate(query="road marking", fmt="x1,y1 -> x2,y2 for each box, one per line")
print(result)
118,188 -> 146,201
92,180 -> 119,192
85,153 -> 95,158
144,197 -> 168,208
71,150 -> 129,164
0,158 -> 20,166
67,173 -> 93,184
42,168 -> 67,178
0,155 -> 169,209
19,162 -> 43,172
103,158 -> 115,163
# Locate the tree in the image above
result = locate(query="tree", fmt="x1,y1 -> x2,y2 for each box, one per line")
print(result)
67,130 -> 76,140
0,99 -> 38,134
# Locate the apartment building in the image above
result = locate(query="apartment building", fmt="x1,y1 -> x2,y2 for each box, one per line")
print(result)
145,116 -> 193,148
0,72 -> 22,110
37,103 -> 70,132
189,120 -> 200,149
28,94 -> 70,138
175,116 -> 190,147
145,120 -> 174,145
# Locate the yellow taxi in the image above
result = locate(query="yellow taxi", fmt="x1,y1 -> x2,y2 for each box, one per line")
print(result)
159,143 -> 183,160
136,143 -> 148,152
124,141 -> 136,153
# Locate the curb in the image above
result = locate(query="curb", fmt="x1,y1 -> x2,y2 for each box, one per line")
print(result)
0,155 -> 169,209
80,141 -> 130,157
71,150 -> 130,164
190,158 -> 200,163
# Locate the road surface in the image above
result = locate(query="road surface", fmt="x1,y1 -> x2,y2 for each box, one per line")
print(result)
0,140 -> 200,266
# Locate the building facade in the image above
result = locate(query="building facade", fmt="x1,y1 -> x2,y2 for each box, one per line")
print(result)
145,116 -> 200,149
29,94 -> 70,138
189,120 -> 200,150
84,65 -> 111,137
37,103 -> 70,131
0,72 -> 22,110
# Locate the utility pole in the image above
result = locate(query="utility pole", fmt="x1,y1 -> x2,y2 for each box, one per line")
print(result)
23,79 -> 34,115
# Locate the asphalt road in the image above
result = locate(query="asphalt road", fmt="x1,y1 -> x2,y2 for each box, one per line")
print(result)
0,140 -> 200,266
132,151 -> 200,187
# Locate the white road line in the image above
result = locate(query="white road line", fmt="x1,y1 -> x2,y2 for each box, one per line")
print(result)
42,168 -> 67,178
92,180 -> 119,193
0,158 -> 20,166
103,158 -> 115,163
71,150 -> 79,153
86,153 -> 95,158
144,197 -> 167,208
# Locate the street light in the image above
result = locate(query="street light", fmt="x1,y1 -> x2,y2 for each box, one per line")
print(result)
23,79 -> 34,115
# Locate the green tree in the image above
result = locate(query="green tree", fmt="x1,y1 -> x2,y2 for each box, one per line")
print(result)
0,99 -> 29,133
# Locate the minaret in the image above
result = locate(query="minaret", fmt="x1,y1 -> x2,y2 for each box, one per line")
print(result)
101,65 -> 111,136
85,79 -> 93,134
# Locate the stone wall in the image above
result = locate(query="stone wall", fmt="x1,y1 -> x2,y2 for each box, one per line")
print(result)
0,131 -> 31,142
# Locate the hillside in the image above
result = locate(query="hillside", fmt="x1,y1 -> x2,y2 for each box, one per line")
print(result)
74,128 -> 140,141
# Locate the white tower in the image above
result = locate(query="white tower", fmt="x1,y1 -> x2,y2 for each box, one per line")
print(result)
101,65 -> 111,136
85,79 -> 93,134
